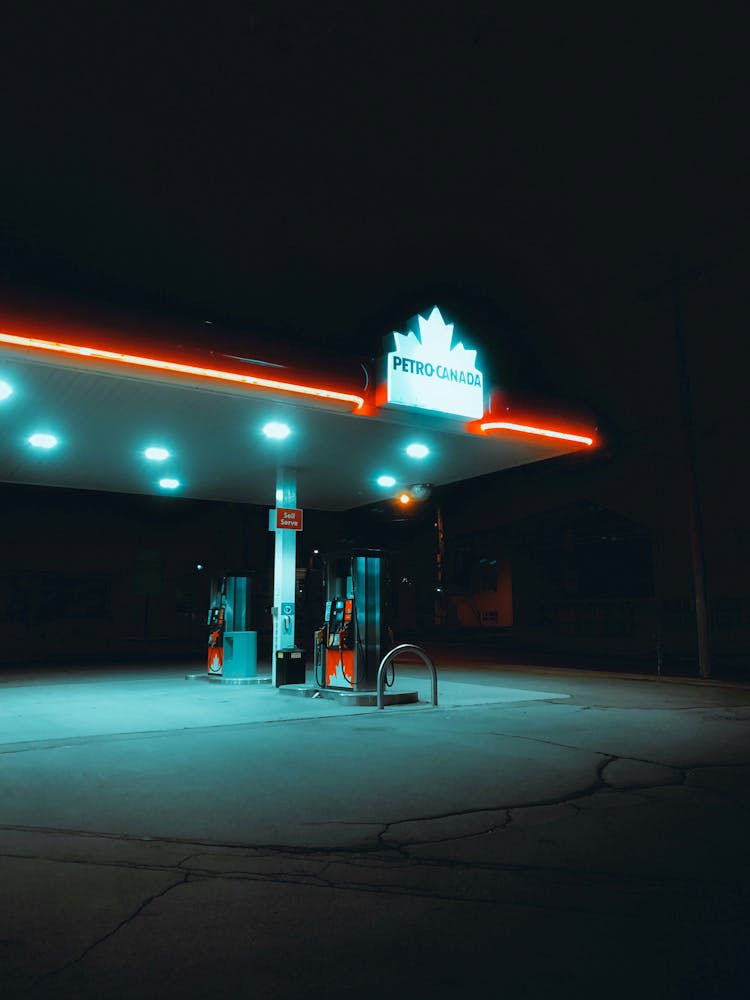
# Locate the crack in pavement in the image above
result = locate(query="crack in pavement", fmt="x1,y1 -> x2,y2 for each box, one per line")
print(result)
377,773 -> 609,849
482,728 -> 750,791
484,730 -> 606,753
595,753 -> 618,782
0,709 -> 389,757
0,822 -> 384,857
4,842 -> 729,890
484,729 -> 694,776
377,811 -> 513,853
48,848 -> 710,920
24,873 -> 190,994
599,757 -> 685,788
3,755 -> 748,862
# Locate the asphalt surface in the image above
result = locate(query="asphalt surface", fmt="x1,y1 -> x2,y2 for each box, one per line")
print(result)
1,651 -> 749,999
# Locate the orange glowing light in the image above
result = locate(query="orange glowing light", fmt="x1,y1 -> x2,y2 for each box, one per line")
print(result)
399,493 -> 411,505
0,330 -> 366,410
479,421 -> 594,446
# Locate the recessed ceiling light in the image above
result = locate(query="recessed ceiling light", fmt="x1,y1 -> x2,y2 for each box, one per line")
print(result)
28,433 -> 58,449
159,478 -> 180,490
377,475 -> 396,488
145,446 -> 170,461
0,380 -> 13,400
406,443 -> 429,459
263,422 -> 291,440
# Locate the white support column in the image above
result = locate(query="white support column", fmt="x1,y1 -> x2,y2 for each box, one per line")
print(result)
272,467 -> 297,684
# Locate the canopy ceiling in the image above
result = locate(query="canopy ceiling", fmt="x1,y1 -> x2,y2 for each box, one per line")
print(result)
0,304 -> 597,512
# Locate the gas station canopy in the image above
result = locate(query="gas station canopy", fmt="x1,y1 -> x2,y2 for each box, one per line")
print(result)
0,302 -> 597,511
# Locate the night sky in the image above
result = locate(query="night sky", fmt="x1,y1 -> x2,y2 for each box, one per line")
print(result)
2,5 -> 748,591
3,7 -> 745,348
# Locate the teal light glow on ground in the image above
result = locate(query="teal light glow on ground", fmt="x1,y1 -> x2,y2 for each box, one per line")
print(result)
2,650 -> 748,998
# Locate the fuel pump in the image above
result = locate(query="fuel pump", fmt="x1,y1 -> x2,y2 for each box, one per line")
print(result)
207,604 -> 226,675
314,550 -> 392,691
206,575 -> 252,677
320,596 -> 355,687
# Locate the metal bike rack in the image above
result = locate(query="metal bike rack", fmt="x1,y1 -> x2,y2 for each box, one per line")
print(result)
377,643 -> 438,709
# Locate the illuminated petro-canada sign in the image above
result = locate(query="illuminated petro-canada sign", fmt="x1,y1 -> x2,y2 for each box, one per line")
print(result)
383,307 -> 484,419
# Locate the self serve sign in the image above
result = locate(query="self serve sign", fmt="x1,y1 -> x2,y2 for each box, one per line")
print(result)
275,507 -> 303,530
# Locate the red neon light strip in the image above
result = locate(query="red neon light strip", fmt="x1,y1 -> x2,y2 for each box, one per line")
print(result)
0,331 -> 365,410
480,421 -> 594,446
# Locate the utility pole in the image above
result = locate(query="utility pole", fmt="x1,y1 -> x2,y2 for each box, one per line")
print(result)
639,255 -> 712,678
671,258 -> 711,678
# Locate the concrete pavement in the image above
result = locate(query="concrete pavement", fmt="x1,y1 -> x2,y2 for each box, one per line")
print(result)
1,652 -> 749,998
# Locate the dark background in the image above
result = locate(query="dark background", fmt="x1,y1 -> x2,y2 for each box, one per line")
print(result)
1,3 -> 748,672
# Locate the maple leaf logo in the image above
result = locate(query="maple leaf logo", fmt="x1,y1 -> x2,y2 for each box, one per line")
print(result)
392,307 -> 478,370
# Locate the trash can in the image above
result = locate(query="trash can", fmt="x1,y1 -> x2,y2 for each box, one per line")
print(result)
275,647 -> 306,686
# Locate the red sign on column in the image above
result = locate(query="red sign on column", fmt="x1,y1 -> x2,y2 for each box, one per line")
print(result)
276,507 -> 303,530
